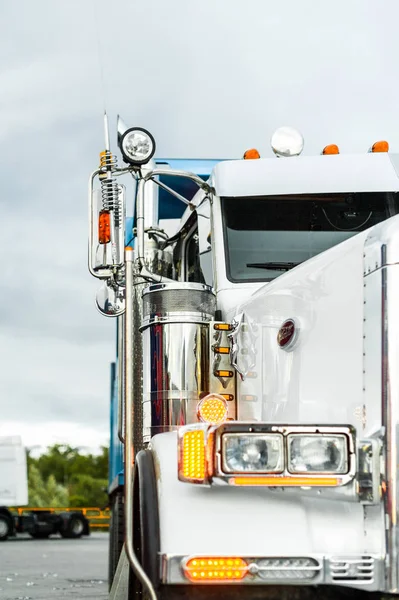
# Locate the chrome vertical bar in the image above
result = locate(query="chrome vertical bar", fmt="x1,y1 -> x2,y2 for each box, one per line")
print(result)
123,247 -> 157,600
117,315 -> 124,444
382,248 -> 399,593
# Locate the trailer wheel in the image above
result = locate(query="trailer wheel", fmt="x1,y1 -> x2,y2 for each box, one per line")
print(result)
0,514 -> 12,541
59,513 -> 86,539
128,449 -> 160,598
108,491 -> 125,591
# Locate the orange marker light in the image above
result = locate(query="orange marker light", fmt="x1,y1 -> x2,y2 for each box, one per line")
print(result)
98,210 -> 111,244
213,346 -> 230,354
243,148 -> 260,160
215,370 -> 234,378
214,323 -> 232,331
230,476 -> 340,487
322,144 -> 340,155
184,557 -> 248,582
220,394 -> 234,401
371,140 -> 389,153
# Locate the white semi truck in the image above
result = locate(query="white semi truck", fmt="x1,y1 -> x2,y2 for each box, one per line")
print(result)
89,119 -> 399,599
0,436 -> 89,540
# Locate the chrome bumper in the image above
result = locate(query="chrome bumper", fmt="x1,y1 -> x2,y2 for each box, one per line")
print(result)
161,554 -> 384,592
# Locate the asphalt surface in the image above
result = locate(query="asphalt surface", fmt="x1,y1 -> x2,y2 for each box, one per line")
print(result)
0,532 -> 108,600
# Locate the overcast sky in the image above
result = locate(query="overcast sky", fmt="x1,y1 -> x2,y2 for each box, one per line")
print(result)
1,0 -> 399,453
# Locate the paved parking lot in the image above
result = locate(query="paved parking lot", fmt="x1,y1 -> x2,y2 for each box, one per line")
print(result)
0,532 -> 108,600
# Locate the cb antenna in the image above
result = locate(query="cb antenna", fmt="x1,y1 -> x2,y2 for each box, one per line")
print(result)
103,111 -> 110,152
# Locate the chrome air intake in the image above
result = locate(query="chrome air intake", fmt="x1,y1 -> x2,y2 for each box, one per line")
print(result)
142,282 -> 215,326
141,283 -> 216,442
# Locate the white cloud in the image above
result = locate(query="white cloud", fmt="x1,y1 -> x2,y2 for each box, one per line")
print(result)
2,0 -> 399,450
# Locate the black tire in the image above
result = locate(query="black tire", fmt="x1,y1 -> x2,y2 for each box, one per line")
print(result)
0,514 -> 12,541
59,513 -> 86,539
128,449 -> 160,599
108,491 -> 125,591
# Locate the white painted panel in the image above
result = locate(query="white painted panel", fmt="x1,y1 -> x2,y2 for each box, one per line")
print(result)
234,229 -> 370,427
152,433 -> 383,557
0,436 -> 28,506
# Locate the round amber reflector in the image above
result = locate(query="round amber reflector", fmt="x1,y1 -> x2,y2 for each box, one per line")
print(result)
243,148 -> 260,160
197,394 -> 228,425
322,144 -> 340,155
371,140 -> 389,153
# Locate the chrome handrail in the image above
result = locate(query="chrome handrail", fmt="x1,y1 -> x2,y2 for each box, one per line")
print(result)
124,247 -> 157,600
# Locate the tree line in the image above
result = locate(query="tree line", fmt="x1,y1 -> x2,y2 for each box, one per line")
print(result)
27,445 -> 108,508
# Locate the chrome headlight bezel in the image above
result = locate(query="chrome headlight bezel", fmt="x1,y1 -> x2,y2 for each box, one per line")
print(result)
213,423 -> 356,487
287,433 -> 349,475
221,432 -> 284,474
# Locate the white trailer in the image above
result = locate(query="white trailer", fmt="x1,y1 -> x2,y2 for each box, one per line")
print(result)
88,121 -> 399,599
0,436 -> 89,540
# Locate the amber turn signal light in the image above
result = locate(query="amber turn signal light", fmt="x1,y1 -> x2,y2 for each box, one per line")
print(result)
184,557 -> 249,582
98,210 -> 111,244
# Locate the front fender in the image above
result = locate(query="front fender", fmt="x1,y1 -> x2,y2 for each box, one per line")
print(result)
151,432 -> 383,558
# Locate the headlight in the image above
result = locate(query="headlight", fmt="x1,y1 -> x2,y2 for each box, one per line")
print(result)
222,433 -> 284,474
287,434 -> 348,474
120,127 -> 156,165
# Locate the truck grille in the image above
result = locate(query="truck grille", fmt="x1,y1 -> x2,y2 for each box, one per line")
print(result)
330,556 -> 374,582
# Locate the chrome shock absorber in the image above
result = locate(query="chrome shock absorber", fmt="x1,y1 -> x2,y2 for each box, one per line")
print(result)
99,150 -> 123,265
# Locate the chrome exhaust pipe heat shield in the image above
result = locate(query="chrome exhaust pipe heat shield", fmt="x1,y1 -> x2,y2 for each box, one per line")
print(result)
141,283 -> 216,441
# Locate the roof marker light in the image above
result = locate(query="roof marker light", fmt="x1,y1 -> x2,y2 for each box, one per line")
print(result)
243,148 -> 260,160
322,144 -> 340,155
371,140 -> 389,153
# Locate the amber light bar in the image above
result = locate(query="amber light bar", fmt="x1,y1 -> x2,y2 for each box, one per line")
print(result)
230,476 -> 341,487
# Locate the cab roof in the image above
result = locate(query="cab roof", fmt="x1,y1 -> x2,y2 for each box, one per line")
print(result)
210,153 -> 399,198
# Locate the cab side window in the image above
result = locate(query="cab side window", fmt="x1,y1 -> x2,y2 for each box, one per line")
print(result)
197,198 -> 213,287
173,201 -> 214,286
185,224 -> 205,284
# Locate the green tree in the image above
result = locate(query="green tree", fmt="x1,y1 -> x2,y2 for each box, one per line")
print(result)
28,465 -> 69,507
27,445 -> 109,507
69,474 -> 108,508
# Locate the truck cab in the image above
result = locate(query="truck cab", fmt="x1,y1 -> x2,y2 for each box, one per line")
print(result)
89,122 -> 399,599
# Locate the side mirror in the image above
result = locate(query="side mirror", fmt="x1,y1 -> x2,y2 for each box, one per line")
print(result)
95,281 -> 125,317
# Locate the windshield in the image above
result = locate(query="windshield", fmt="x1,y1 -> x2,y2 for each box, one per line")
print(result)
222,192 -> 399,282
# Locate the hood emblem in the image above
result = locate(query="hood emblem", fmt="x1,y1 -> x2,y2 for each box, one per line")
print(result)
277,319 -> 298,351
